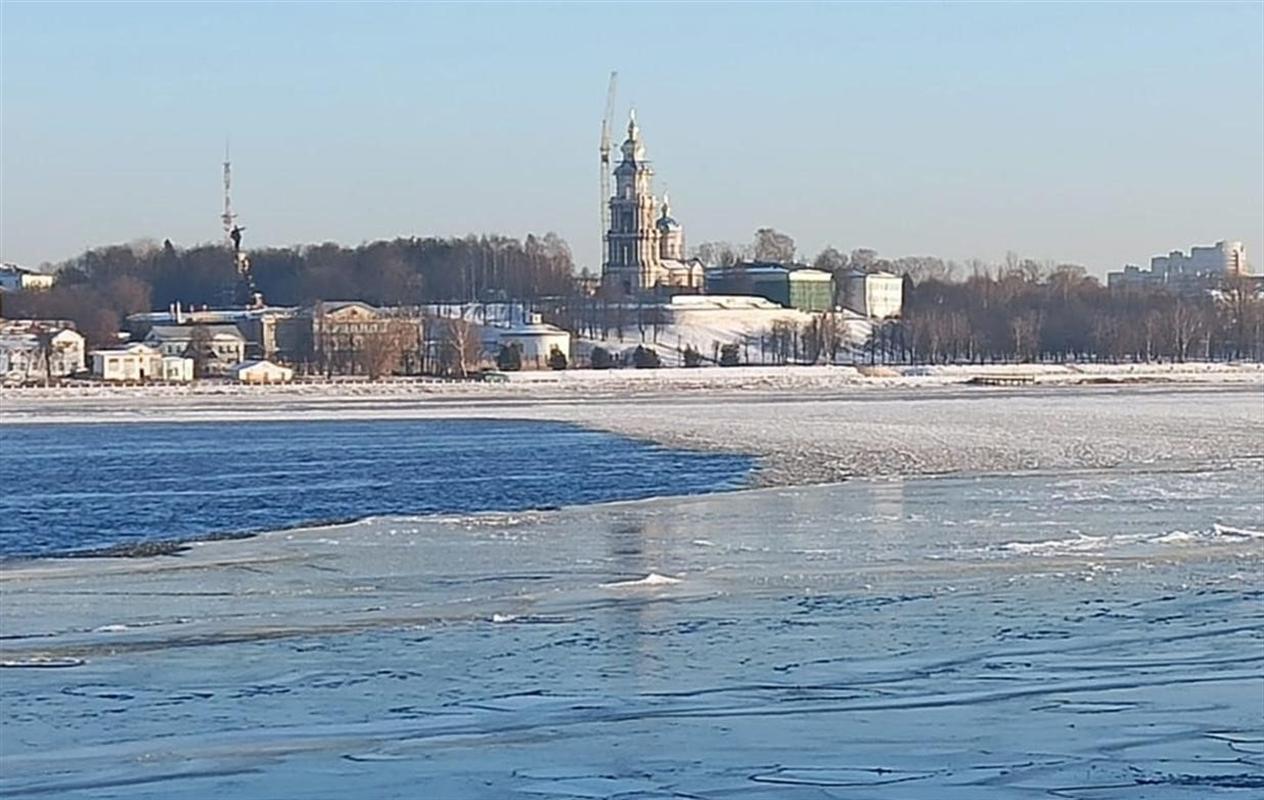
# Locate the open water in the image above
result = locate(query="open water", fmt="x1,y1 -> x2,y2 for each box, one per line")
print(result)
0,420 -> 752,557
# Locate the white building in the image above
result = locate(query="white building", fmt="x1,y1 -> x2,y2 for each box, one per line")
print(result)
841,270 -> 904,319
496,314 -> 571,369
0,264 -> 55,292
160,356 -> 195,382
0,323 -> 85,383
91,344 -> 165,382
143,323 -> 246,373
230,359 -> 294,384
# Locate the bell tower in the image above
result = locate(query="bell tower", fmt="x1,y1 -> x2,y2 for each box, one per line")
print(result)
602,111 -> 661,294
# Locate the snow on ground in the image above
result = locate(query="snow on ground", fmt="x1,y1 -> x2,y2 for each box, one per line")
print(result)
3,372 -> 1261,487
573,302 -> 870,366
4,361 -> 1259,400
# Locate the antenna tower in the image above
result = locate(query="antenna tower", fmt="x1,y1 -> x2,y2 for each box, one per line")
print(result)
221,141 -> 236,240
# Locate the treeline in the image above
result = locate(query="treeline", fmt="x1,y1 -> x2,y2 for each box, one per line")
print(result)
1,234 -> 576,346
697,231 -> 1264,363
897,267 -> 1264,363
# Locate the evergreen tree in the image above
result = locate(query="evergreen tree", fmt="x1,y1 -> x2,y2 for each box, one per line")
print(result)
495,343 -> 523,371
633,345 -> 661,369
547,346 -> 568,370
590,346 -> 614,369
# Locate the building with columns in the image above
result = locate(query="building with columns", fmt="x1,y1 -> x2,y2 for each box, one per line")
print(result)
602,112 -> 704,295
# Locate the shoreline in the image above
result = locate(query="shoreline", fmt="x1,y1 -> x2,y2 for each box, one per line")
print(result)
2,361 -> 1261,420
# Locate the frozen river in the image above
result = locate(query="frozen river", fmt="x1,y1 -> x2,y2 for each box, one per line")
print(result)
2,458 -> 1261,798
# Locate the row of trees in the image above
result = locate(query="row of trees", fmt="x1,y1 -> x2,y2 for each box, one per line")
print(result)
694,230 -> 1006,284
897,268 -> 1264,364
1,234 -> 576,347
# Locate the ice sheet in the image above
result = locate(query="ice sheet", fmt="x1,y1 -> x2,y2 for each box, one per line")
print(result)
2,465 -> 1261,798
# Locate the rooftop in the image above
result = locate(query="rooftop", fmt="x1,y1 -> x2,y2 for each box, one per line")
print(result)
147,324 -> 246,341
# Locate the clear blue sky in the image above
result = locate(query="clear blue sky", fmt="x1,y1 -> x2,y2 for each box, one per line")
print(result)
2,1 -> 1261,276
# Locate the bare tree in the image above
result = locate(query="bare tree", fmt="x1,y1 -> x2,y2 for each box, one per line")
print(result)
691,241 -> 745,267
357,319 -> 414,379
1010,312 -> 1041,362
33,327 -> 56,386
812,246 -> 848,274
438,318 -> 482,378
850,248 -> 879,272
891,256 -> 953,283
752,228 -> 796,263
1165,298 -> 1207,363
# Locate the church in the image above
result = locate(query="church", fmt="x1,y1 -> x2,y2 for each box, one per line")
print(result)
602,112 -> 705,295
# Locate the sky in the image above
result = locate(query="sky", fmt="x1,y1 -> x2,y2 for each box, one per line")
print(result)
2,1 -> 1261,277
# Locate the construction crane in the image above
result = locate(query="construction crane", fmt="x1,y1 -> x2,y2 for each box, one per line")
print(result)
599,71 -> 618,271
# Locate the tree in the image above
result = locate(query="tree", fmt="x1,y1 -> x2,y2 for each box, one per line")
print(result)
547,345 -> 568,370
32,233 -> 580,326
752,228 -> 796,263
590,346 -> 614,370
358,319 -> 413,379
632,345 -> 661,369
813,246 -> 848,274
850,248 -> 879,272
682,345 -> 703,367
438,319 -> 481,378
1010,311 -> 1041,362
691,241 -> 744,267
184,324 -> 214,378
891,256 -> 953,283
719,343 -> 741,366
496,342 -> 523,371
33,328 -> 56,386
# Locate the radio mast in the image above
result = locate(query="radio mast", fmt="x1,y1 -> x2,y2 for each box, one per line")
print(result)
221,140 -> 237,241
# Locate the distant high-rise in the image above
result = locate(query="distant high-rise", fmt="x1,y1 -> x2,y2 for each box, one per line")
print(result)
1150,240 -> 1247,279
1107,240 -> 1250,291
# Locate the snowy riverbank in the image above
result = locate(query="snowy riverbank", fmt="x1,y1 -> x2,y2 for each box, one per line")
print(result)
3,360 -> 1262,403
